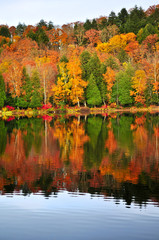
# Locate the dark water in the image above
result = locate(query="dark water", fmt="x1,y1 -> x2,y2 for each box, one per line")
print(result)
0,113 -> 159,239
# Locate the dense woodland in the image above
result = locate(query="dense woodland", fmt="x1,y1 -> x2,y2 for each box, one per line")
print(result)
0,4 -> 159,109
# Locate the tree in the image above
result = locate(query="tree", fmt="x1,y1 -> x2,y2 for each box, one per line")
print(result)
100,25 -> 119,42
131,70 -> 147,105
92,19 -> 98,30
35,28 -> 49,47
0,73 -> 6,108
108,11 -> 118,25
16,23 -> 26,36
111,63 -> 134,106
18,68 -> 32,108
37,19 -> 47,28
53,61 -> 70,105
80,50 -> 91,80
4,60 -> 23,105
103,67 -> 116,103
97,33 -> 136,54
74,23 -> 85,46
67,54 -> 87,106
0,26 -> 11,38
84,29 -> 100,46
137,23 -> 158,43
30,70 -> 42,108
36,56 -> 57,105
86,53 -> 106,104
84,19 -> 92,31
124,6 -> 146,34
86,74 -> 102,106
118,8 -> 128,25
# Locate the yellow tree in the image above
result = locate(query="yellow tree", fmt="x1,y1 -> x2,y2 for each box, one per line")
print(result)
36,56 -> 57,104
97,33 -> 136,54
5,60 -> 23,99
53,61 -> 71,104
67,55 -> 87,106
131,70 -> 147,104
103,67 -> 116,103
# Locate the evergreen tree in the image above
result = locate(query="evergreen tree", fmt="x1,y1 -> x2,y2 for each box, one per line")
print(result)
91,19 -> 98,30
80,50 -> 91,80
37,19 -> 47,28
111,64 -> 134,106
84,19 -> 92,31
0,26 -> 11,38
47,21 -> 54,30
86,53 -> 103,87
118,8 -> 128,26
30,70 -> 42,108
36,28 -> 49,47
18,68 -> 32,108
16,23 -> 26,36
82,53 -> 107,104
124,6 -> 146,34
108,11 -> 118,25
147,8 -> 159,26
0,73 -> 6,108
86,74 -> 102,106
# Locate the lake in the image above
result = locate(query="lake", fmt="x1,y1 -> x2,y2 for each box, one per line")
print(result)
0,113 -> 159,240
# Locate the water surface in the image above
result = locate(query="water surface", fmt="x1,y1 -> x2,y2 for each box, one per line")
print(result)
0,113 -> 159,239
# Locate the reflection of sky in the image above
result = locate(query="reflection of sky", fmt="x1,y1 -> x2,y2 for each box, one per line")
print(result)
0,0 -> 157,26
0,191 -> 159,240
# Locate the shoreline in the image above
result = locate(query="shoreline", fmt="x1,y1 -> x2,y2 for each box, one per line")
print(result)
0,106 -> 159,118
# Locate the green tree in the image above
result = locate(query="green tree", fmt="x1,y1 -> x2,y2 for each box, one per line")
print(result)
80,50 -> 91,80
86,74 -> 102,106
18,68 -> 32,108
0,73 -> 6,108
16,23 -> 26,36
124,6 -> 146,34
37,19 -> 47,28
111,63 -> 134,106
91,19 -> 98,30
30,70 -> 42,108
137,23 -> 158,43
148,8 -> 159,26
84,19 -> 92,31
35,28 -> 49,47
81,52 -> 107,104
118,8 -> 128,25
108,11 -> 118,25
0,26 -> 11,38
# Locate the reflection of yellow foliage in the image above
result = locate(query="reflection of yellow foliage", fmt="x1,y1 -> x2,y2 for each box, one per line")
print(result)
133,126 -> 148,151
105,130 -> 117,154
54,119 -> 89,171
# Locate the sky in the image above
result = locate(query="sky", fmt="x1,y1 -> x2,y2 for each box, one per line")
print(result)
0,0 -> 157,27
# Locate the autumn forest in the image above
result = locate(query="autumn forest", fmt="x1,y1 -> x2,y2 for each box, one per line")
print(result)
0,4 -> 159,110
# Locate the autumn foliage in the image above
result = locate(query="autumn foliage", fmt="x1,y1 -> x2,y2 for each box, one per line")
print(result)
0,3 -> 159,109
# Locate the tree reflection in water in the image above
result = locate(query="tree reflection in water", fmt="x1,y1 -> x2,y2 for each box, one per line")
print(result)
0,113 -> 159,207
